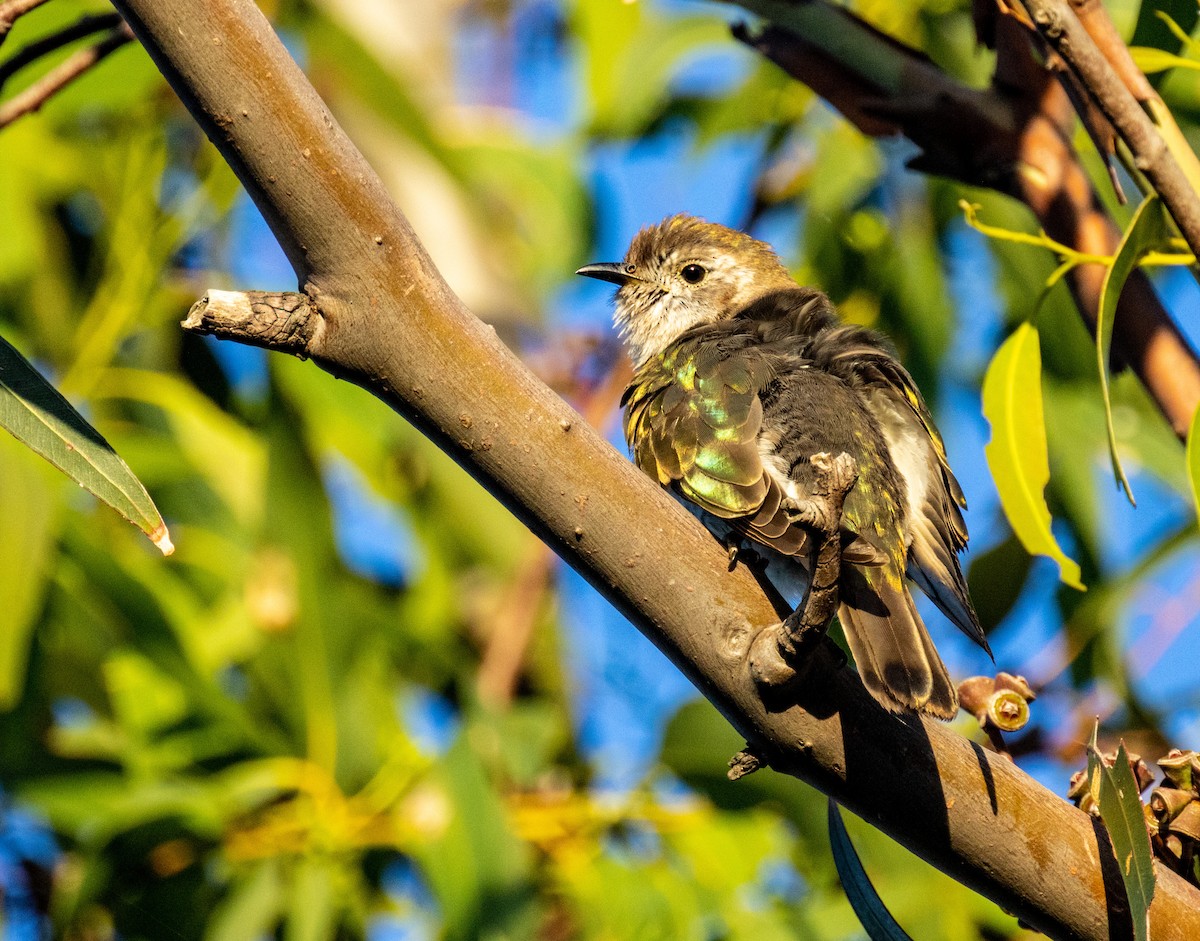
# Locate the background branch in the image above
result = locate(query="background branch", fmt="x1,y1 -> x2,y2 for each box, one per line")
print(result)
1020,0 -> 1200,259
0,20 -> 131,129
0,0 -> 51,48
124,3 -> 1200,938
0,12 -> 123,92
731,0 -> 1200,437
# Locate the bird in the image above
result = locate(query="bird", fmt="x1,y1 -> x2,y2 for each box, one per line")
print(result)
577,214 -> 989,718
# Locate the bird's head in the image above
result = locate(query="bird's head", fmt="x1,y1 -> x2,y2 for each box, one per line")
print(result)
577,214 -> 795,367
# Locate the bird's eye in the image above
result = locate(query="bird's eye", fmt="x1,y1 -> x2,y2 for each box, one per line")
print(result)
681,264 -> 706,284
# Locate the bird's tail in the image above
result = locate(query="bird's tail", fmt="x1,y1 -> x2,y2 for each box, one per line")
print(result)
837,566 -> 957,719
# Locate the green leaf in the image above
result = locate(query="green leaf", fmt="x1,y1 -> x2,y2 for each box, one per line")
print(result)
0,334 -> 172,553
205,860 -> 283,941
1087,728 -> 1156,941
1186,404 -> 1200,526
1097,195 -> 1167,505
0,437 -> 60,709
827,800 -> 913,941
982,323 -> 1085,590
1128,47 -> 1200,74
284,856 -> 339,941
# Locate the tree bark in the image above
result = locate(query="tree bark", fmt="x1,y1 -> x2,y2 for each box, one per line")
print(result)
112,2 -> 1200,938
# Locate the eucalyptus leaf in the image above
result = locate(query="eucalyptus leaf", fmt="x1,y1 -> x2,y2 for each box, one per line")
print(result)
1087,728 -> 1156,941
982,323 -> 1084,590
1096,195 -> 1167,506
0,334 -> 172,553
0,438 -> 59,709
1187,404 -> 1200,525
827,800 -> 913,941
1129,47 -> 1200,74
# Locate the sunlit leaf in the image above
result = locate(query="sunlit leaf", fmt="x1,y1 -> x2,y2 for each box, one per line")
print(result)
828,800 -> 913,941
982,323 -> 1084,590
0,438 -> 59,709
1097,194 -> 1167,505
1129,47 -> 1200,74
0,334 -> 172,553
205,860 -> 284,941
1187,403 -> 1200,526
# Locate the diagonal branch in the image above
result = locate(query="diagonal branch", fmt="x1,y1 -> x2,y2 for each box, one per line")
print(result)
0,0 -> 51,48
117,2 -> 1200,936
1020,0 -> 1200,259
0,21 -> 132,129
0,12 -> 124,92
1063,0 -> 1200,195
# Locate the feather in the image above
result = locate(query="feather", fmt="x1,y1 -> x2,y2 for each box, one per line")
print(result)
610,229 -> 984,718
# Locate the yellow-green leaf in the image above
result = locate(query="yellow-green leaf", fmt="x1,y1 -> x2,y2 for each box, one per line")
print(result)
0,334 -> 172,553
1129,46 -> 1200,74
0,438 -> 60,709
1188,404 -> 1200,525
982,323 -> 1084,590
1098,195 -> 1167,506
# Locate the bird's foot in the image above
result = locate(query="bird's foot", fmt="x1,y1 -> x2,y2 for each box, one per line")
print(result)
748,607 -> 834,687
786,452 -> 859,534
750,451 -> 858,690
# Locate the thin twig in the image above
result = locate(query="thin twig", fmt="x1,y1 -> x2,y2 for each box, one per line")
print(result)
0,0 -> 52,48
0,24 -> 132,129
1020,0 -> 1200,264
1064,0 -> 1200,203
0,12 -> 123,92
730,0 -> 1200,437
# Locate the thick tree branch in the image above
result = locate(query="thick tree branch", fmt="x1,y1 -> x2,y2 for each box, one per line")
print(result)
731,0 -> 1200,437
123,4 -> 1200,936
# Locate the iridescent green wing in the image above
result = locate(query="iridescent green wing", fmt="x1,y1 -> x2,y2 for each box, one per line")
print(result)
624,341 -> 768,515
624,342 -> 812,555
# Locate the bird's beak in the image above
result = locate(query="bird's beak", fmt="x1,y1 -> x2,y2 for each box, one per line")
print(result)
576,262 -> 639,286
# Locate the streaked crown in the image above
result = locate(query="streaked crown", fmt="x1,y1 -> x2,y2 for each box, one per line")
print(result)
577,214 -> 796,367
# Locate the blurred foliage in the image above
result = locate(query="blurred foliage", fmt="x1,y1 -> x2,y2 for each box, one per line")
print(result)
0,0 -> 1197,940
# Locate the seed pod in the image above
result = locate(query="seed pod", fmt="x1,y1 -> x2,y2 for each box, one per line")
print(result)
1150,787 -> 1193,824
1158,749 -> 1196,794
1168,800 -> 1200,843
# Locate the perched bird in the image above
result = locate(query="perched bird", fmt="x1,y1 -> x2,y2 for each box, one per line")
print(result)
577,214 -> 989,718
